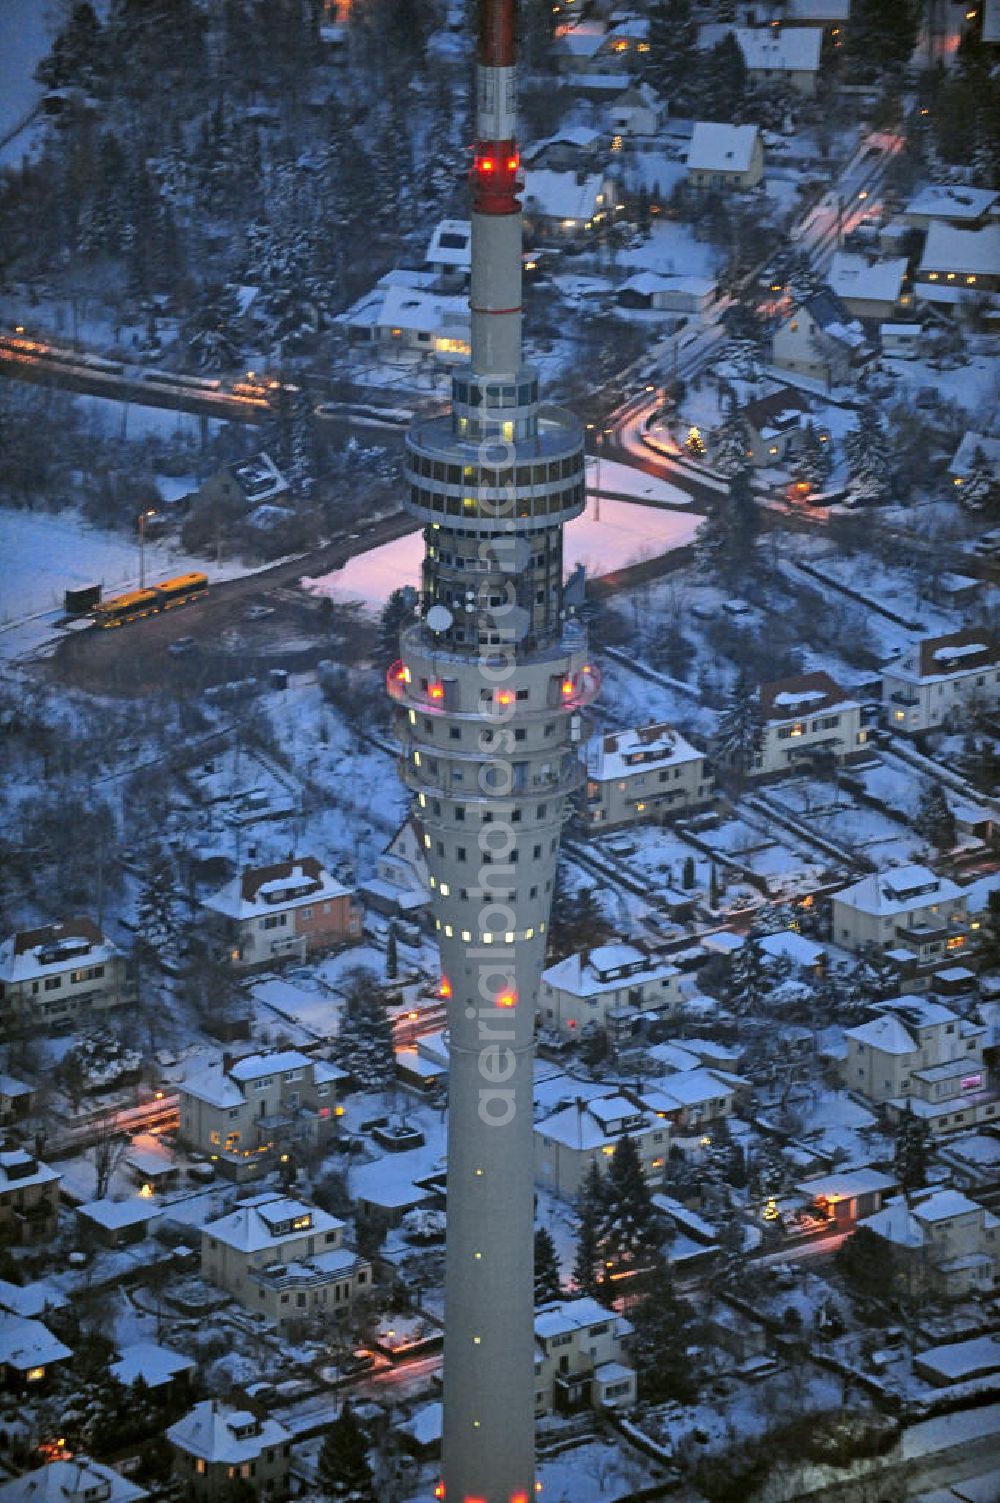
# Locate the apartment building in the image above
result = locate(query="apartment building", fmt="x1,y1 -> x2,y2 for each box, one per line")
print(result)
831,865 -> 969,960
178,1049 -> 347,1181
881,629 -> 1000,733
539,943 -> 684,1041
203,857 -> 362,969
582,723 -> 712,830
858,1187 -> 999,1300
747,672 -> 865,777
0,1148 -> 60,1246
0,919 -> 130,1034
201,1193 -> 371,1333
167,1401 -> 291,1502
534,1297 -> 637,1416
535,1094 -> 670,1198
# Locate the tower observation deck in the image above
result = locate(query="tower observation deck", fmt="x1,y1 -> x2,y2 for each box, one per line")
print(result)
386,3 -> 598,1498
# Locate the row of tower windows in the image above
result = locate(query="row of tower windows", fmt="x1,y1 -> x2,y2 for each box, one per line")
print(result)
433,917 -> 548,942
428,547 -> 555,573
417,795 -> 552,822
424,836 -> 558,863
412,714 -> 560,743
429,877 -> 553,904
408,452 -> 580,486
408,482 -> 584,519
452,376 -> 537,409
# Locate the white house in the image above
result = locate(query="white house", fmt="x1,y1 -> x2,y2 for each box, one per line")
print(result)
686,122 -> 764,191
915,221 -> 1000,304
535,1094 -> 669,1198
0,918 -> 131,1034
167,1401 -> 291,1502
178,1048 -> 347,1180
425,219 -> 471,280
201,1192 -> 371,1332
831,865 -> 969,960
769,288 -> 868,389
844,993 -> 988,1106
639,1068 -> 745,1135
881,629 -> 1000,733
903,185 -> 999,234
857,1188 -> 1000,1301
203,856 -> 362,969
583,722 -> 713,829
0,1461 -> 148,1503
607,82 -> 663,139
342,271 -> 471,361
741,672 -> 865,777
700,24 -> 822,94
359,814 -> 431,918
539,942 -> 684,1040
617,273 -> 716,317
534,1297 -> 637,1416
828,252 -> 908,320
521,169 -> 615,237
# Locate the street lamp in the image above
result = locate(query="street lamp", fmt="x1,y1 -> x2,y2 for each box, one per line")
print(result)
138,508 -> 156,590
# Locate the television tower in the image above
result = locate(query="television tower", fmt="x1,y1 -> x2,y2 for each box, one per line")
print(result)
387,2 -> 597,1498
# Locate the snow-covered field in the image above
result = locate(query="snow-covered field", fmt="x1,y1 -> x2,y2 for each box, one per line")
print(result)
0,505 -> 244,621
304,495 -> 700,611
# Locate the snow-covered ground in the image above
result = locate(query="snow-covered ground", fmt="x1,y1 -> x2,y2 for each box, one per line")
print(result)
0,0 -> 53,167
304,495 -> 701,611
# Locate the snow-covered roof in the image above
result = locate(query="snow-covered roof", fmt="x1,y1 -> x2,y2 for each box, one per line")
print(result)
536,1296 -> 626,1341
229,1048 -> 313,1082
0,1461 -> 148,1503
833,865 -> 963,917
425,218 -> 471,270
687,122 -> 761,175
858,1201 -> 926,1248
537,1100 -> 649,1152
700,23 -> 822,72
784,0 -> 849,16
227,452 -> 288,504
166,1401 -> 290,1464
0,1074 -> 33,1100
543,944 -> 678,998
758,931 -> 825,969
0,917 -> 119,984
203,1192 -> 343,1253
883,627 -> 1000,684
760,671 -> 856,723
179,1061 -> 245,1109
643,1067 -> 742,1112
829,252 -> 907,305
915,1334 -> 1000,1384
909,1187 -> 983,1223
875,994 -> 961,1030
555,19 -> 607,58
0,1314 -> 72,1372
204,856 -> 352,921
795,1167 -> 895,1201
522,169 -> 607,224
523,125 -> 604,161
905,184 -> 998,223
586,721 -> 702,780
620,272 -> 715,299
78,1198 -> 161,1232
0,1279 -> 66,1320
949,430 -> 1000,480
919,221 -> 1000,277
0,1150 -> 59,1196
111,1341 -> 197,1389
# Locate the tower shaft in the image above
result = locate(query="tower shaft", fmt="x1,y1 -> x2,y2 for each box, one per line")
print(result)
388,4 -> 597,1498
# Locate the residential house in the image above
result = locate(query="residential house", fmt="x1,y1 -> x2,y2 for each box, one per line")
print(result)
915,222 -> 1000,306
342,271 -> 471,362
111,1340 -> 197,1397
555,17 -> 649,78
521,169 -> 615,238
726,671 -> 865,778
730,386 -> 825,468
881,629 -> 1000,733
0,918 -> 131,1034
195,453 -> 289,514
0,1148 -> 59,1246
0,1314 -> 71,1389
0,1074 -> 36,1127
794,1167 -> 896,1227
607,82 -> 663,139
639,1068 -> 744,1135
204,856 -> 362,969
844,994 -> 994,1133
583,722 -> 712,829
903,185 -> 999,234
686,122 -> 764,191
76,1198 -> 161,1249
0,1460 -> 148,1503
178,1048 -> 347,1181
534,1297 -> 637,1416
769,288 -> 869,390
880,322 -> 923,359
949,431 -> 1000,492
359,814 -> 431,919
699,24 -> 823,94
201,1192 -> 371,1333
616,272 -> 717,317
540,943 -> 684,1041
833,866 -> 969,961
424,218 -> 471,282
535,1094 -> 670,1197
857,1187 -> 999,1301
167,1401 -> 291,1501
828,252 -> 908,321
522,126 -> 607,173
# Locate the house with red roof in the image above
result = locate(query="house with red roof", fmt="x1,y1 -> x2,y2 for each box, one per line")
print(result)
203,857 -> 362,969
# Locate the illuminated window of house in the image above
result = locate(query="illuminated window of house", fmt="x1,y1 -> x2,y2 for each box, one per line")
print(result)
790,320 -> 798,331
790,721 -> 805,736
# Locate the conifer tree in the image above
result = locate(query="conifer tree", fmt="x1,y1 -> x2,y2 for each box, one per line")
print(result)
711,400 -> 753,480
378,589 -> 415,671
316,1401 -> 374,1502
643,0 -> 697,106
727,936 -> 767,1016
845,407 -> 891,504
715,668 -> 763,777
572,1159 -> 605,1297
894,1102 -> 930,1193
534,1226 -> 563,1306
629,1266 -> 698,1402
136,845 -> 179,961
600,1135 -> 661,1273
682,855 -> 696,889
332,967 -> 395,1091
185,283 -> 243,371
916,782 -> 956,852
793,423 -> 831,491
385,923 -> 398,982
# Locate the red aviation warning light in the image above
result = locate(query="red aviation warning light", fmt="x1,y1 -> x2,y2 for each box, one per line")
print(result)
439,976 -> 453,1000
433,1486 -> 445,1501
472,141 -> 520,215
497,988 -> 517,1008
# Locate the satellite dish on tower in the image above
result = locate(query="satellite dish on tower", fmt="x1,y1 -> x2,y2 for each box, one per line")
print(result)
426,604 -> 454,633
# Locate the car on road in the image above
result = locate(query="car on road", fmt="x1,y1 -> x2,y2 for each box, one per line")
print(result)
340,1348 -> 376,1375
167,637 -> 196,656
246,604 -> 275,620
